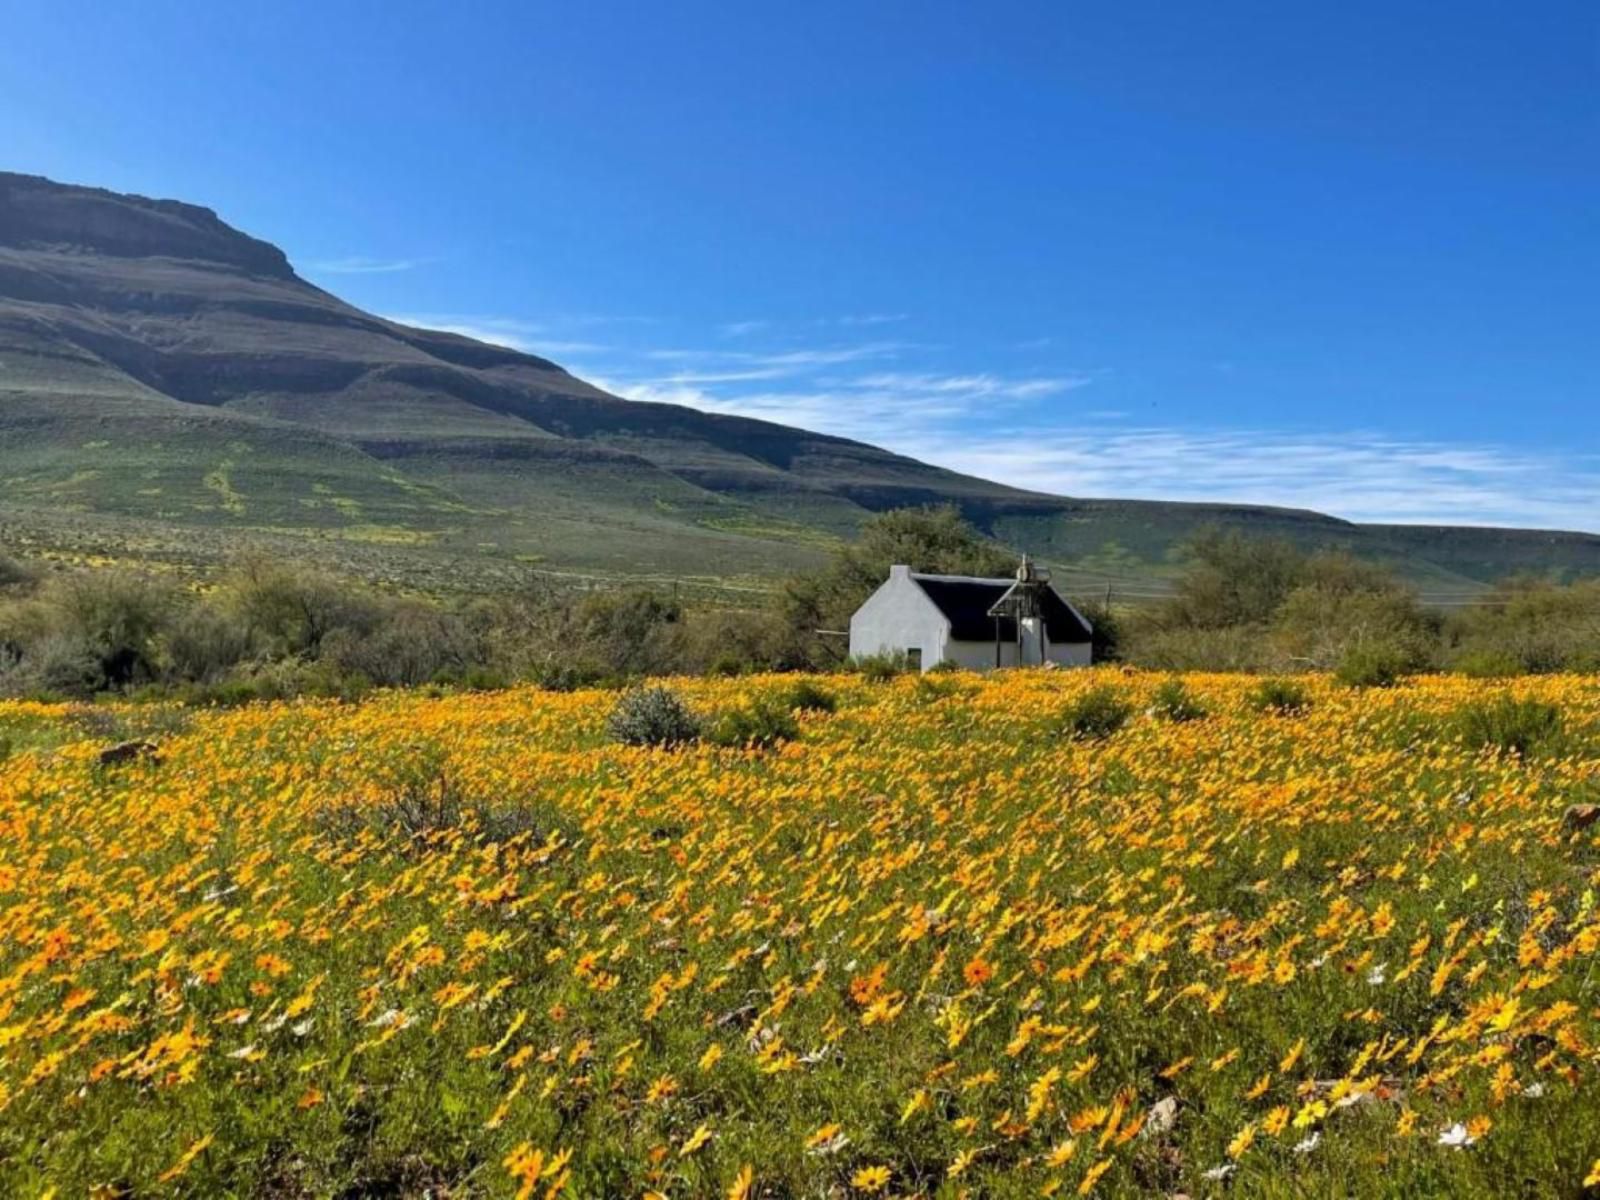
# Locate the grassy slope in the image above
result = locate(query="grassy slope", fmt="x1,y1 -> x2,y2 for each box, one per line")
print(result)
4,170 -> 1600,592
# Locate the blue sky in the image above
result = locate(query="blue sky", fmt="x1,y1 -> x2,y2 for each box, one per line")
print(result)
4,1 -> 1597,528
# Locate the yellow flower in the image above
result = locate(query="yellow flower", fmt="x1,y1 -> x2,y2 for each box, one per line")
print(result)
851,1164 -> 892,1193
1045,1139 -> 1077,1167
805,1122 -> 842,1149
1077,1158 -> 1113,1195
157,1133 -> 214,1183
679,1122 -> 713,1157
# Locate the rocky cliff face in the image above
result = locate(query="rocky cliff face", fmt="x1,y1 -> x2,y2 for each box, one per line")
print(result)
0,172 -> 294,278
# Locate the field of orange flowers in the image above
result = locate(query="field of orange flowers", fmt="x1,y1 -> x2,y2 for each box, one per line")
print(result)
3,669 -> 1600,1197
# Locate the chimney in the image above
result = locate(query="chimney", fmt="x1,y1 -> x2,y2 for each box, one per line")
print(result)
889,564 -> 911,581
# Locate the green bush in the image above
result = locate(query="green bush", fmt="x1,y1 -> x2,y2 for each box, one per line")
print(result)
705,700 -> 799,749
1250,678 -> 1310,715
1454,650 -> 1521,679
1447,579 -> 1600,675
777,679 -> 837,713
704,653 -> 747,678
1151,677 -> 1207,722
851,651 -> 908,682
1126,625 -> 1270,673
536,662 -> 608,692
1453,696 -> 1564,757
1335,644 -> 1407,689
458,665 -> 510,692
1062,685 -> 1133,740
604,686 -> 701,748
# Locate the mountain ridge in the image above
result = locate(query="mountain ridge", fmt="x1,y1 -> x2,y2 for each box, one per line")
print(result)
3,169 -> 1598,594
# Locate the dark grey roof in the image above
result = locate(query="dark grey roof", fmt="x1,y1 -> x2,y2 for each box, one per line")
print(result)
911,573 -> 1092,643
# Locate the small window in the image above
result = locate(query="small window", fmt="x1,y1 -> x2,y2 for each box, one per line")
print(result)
906,647 -> 923,671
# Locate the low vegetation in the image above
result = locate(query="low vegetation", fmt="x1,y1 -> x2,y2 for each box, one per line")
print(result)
605,685 -> 702,748
1452,695 -> 1565,758
1150,676 -> 1208,722
1249,677 -> 1312,715
5,512 -> 1600,707
1060,684 -> 1134,740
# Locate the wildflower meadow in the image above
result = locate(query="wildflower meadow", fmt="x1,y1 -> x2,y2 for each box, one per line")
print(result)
2,669 -> 1599,1197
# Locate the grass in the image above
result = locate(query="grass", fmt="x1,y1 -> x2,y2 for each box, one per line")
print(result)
3,670 -> 1600,1196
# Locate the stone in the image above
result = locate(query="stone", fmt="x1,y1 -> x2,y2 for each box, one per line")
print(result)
1564,804 -> 1600,831
98,741 -> 160,768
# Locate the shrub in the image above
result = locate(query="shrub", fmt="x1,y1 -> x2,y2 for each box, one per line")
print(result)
1151,677 -> 1207,722
1250,678 -> 1310,715
1062,685 -> 1133,740
1126,625 -> 1270,673
1453,650 -> 1520,679
1447,579 -> 1600,675
778,680 -> 837,713
605,686 -> 701,748
0,633 -> 105,700
1073,598 -> 1122,663
1453,696 -> 1564,757
926,658 -> 963,674
705,700 -> 799,749
704,653 -> 747,678
912,674 -> 966,704
313,772 -> 568,850
1335,644 -> 1407,689
457,665 -> 509,692
852,652 -> 908,682
0,552 -> 36,592
536,662 -> 608,692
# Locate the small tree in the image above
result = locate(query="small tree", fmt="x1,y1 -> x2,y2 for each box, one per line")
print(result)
783,506 -> 1016,667
1162,528 -> 1307,630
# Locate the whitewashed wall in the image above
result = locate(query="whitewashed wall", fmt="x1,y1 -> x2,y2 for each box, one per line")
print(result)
942,638 -> 1092,670
848,565 -> 949,667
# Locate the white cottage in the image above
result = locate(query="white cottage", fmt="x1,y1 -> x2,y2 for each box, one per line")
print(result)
849,560 -> 1094,672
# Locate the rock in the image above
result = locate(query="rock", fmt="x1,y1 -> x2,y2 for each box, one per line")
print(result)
1142,1095 -> 1179,1138
1564,804 -> 1600,831
98,741 -> 160,768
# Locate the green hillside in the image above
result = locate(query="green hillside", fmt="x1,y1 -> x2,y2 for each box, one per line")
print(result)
3,169 -> 1599,597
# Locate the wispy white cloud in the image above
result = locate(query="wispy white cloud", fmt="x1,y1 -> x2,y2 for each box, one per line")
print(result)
659,367 -> 795,384
642,342 -> 909,368
718,314 -> 907,337
897,426 -> 1600,531
598,350 -> 1600,529
851,372 -> 1090,400
377,307 -> 1600,531
383,313 -> 607,356
592,368 -> 1090,444
837,313 -> 909,327
310,255 -> 429,275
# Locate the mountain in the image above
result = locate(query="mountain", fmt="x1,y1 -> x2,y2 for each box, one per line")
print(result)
3,170 -> 1598,598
